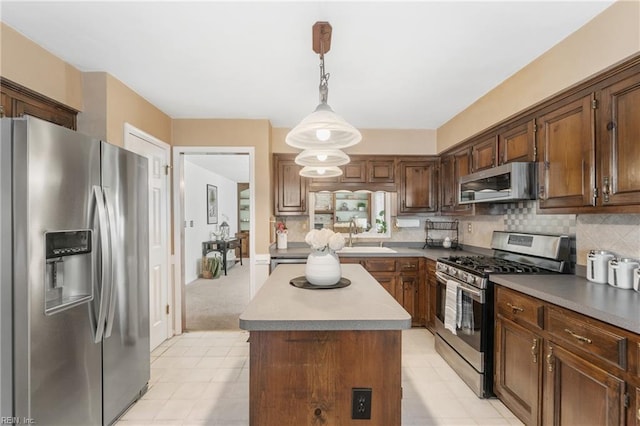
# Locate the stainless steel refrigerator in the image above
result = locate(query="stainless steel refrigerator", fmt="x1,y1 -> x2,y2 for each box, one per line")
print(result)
0,116 -> 150,425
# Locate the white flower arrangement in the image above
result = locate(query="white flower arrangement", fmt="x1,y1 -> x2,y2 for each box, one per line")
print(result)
305,228 -> 346,252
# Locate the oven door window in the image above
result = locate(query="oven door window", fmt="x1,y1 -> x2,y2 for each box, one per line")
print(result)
455,287 -> 483,352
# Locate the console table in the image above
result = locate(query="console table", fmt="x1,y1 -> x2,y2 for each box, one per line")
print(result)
202,239 -> 243,276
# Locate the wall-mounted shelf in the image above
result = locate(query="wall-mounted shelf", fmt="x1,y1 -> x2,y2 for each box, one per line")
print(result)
424,219 -> 459,249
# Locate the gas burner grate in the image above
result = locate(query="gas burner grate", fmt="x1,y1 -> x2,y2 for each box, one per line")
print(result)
444,256 -> 543,274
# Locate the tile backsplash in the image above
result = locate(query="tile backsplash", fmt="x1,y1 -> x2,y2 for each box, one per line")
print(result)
278,201 -> 640,267
576,214 -> 640,264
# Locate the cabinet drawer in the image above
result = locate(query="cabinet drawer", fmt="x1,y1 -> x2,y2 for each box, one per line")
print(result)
545,307 -> 627,370
397,259 -> 419,272
362,258 -> 396,272
495,286 -> 543,330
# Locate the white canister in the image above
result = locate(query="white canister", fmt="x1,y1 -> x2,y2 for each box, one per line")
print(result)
608,258 -> 640,290
276,231 -> 288,249
634,268 -> 640,292
586,250 -> 615,284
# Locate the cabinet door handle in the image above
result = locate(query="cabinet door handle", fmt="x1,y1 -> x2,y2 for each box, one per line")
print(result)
564,328 -> 592,344
506,302 -> 524,313
531,338 -> 538,363
602,176 -> 610,203
403,264 -> 416,269
301,199 -> 305,210
546,346 -> 554,372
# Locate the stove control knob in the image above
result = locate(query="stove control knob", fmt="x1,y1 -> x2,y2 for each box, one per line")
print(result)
448,266 -> 457,276
466,274 -> 475,285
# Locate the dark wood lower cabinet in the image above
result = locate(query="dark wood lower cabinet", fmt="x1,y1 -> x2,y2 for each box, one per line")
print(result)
495,317 -> 541,426
543,342 -> 625,426
249,330 -> 402,426
340,257 -> 424,326
495,285 -> 637,426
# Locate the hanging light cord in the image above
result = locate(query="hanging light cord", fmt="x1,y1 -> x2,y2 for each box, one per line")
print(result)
318,38 -> 330,104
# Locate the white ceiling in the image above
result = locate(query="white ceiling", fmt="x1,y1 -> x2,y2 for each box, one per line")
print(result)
186,154 -> 250,183
1,1 -> 614,130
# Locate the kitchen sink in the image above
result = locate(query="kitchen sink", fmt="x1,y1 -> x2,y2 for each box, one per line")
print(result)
336,246 -> 397,254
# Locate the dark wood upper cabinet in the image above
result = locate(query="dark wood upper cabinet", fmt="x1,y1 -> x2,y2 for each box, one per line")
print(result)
274,155 -> 307,215
537,94 -> 596,210
440,154 -> 455,212
472,135 -> 498,172
441,148 -> 471,214
398,160 -> 438,214
599,72 -> 640,207
1,78 -> 77,130
340,159 -> 367,183
368,158 -> 395,183
498,119 -> 535,165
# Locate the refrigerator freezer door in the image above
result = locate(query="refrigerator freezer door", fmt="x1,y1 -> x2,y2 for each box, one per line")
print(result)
101,142 -> 150,425
13,117 -> 102,424
1,119 -> 13,415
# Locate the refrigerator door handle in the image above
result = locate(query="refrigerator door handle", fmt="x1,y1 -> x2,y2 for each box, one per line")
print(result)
104,187 -> 118,338
92,185 -> 112,343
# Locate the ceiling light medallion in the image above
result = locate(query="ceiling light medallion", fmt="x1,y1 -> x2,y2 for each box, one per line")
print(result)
286,21 -> 361,177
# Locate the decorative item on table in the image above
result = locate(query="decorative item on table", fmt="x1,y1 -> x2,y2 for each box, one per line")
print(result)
219,221 -> 230,241
201,254 -> 222,279
276,221 -> 288,249
357,202 -> 366,211
304,228 -> 345,286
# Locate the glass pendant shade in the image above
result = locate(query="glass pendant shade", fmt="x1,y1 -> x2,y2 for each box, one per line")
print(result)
295,149 -> 350,167
299,166 -> 343,178
286,103 -> 362,150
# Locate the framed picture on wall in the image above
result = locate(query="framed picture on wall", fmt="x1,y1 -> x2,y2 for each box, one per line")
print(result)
207,184 -> 218,224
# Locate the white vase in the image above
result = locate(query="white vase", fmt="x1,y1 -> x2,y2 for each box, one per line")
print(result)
276,231 -> 288,249
305,249 -> 341,286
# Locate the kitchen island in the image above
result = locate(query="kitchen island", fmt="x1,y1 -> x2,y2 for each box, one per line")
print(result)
239,263 -> 411,426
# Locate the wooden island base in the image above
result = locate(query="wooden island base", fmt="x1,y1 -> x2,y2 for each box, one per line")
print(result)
249,330 -> 402,426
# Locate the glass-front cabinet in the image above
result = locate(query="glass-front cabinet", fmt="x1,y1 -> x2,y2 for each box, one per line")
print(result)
310,191 -> 391,238
238,186 -> 250,232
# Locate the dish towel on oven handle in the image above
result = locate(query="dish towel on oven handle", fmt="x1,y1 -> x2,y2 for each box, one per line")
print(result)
444,280 -> 459,335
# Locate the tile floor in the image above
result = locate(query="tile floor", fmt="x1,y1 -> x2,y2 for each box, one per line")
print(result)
115,329 -> 523,426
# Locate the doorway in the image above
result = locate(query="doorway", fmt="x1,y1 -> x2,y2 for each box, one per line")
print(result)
172,147 -> 256,334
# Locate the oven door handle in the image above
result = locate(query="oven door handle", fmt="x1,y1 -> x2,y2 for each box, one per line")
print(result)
458,284 -> 483,299
436,271 -> 484,302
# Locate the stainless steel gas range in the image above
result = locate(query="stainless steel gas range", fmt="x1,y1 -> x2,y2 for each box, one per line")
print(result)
434,231 -> 571,398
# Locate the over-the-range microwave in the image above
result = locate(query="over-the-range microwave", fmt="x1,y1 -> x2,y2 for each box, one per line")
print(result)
459,162 -> 535,204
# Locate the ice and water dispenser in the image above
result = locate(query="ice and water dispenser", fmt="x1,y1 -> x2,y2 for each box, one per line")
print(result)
45,230 -> 93,314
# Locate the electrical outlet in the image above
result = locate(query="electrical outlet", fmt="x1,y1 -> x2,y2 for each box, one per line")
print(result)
467,223 -> 472,233
352,388 -> 372,420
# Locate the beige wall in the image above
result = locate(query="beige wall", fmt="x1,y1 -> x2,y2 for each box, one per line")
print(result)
79,72 -> 172,147
272,127 -> 437,155
172,119 -> 273,254
105,74 -> 171,147
437,0 -> 640,152
0,22 -> 83,110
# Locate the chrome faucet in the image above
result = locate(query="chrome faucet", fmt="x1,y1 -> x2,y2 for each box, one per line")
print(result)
348,218 -> 357,247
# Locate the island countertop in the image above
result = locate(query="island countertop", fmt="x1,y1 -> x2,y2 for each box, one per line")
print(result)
239,264 -> 412,331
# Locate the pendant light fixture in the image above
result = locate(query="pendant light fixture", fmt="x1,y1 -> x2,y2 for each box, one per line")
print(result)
286,21 -> 361,177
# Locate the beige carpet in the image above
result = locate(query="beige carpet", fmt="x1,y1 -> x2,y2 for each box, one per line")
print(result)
185,261 -> 250,331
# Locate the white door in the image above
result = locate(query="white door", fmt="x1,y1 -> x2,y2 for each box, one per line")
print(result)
124,125 -> 170,350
